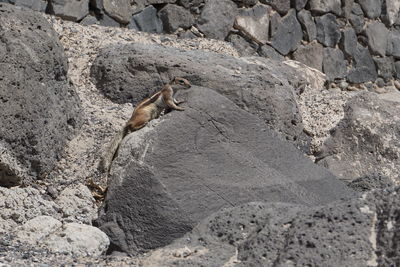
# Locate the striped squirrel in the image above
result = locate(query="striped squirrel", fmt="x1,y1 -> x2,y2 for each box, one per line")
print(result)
99,77 -> 191,173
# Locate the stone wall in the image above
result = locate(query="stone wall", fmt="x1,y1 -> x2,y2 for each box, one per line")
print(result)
2,0 -> 400,86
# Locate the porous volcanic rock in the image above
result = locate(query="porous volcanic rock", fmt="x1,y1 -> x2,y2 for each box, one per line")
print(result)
318,91 -> 400,182
143,186 -> 400,266
90,43 -> 310,150
95,87 -> 354,254
0,3 -> 81,186
14,216 -> 110,257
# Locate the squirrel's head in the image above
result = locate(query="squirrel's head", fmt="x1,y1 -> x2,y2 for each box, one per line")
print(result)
170,77 -> 192,90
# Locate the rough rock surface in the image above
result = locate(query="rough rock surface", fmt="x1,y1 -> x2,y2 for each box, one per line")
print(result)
0,183 -> 97,234
346,45 -> 377,83
270,9 -> 303,55
340,27 -> 358,58
297,9 -> 317,42
323,47 -> 347,81
0,0 -> 47,11
318,91 -> 400,182
374,56 -> 394,82
96,87 -> 354,254
226,34 -> 258,56
309,0 -> 342,16
143,187 -> 400,266
260,0 -> 290,15
159,4 -> 194,33
293,42 -> 323,71
90,43 -> 313,150
365,21 -> 388,57
196,0 -> 237,40
0,3 -> 82,186
316,13 -> 341,47
258,44 -> 284,60
387,29 -> 400,59
233,4 -> 271,44
358,0 -> 382,19
382,0 -> 400,26
50,0 -> 90,21
103,0 -> 132,24
42,222 -> 110,256
129,5 -> 163,33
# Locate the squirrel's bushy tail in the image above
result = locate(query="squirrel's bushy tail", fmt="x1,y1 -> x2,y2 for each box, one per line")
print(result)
99,125 -> 129,173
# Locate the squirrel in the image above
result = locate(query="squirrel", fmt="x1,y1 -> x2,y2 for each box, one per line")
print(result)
99,77 -> 192,173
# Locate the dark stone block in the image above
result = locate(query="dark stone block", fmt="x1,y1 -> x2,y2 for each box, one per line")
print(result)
297,9 -> 316,42
196,0 -> 237,40
347,46 -> 378,83
129,5 -> 163,33
365,21 -> 388,57
293,42 -> 324,71
374,57 -> 394,82
260,0 -> 290,15
358,0 -> 381,19
316,13 -> 341,47
340,27 -> 358,58
158,4 -> 194,33
323,47 -> 347,81
271,9 -> 303,55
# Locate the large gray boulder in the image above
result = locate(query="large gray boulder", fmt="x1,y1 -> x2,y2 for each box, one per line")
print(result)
50,0 -> 89,21
95,87 -> 354,254
196,0 -> 237,40
318,91 -> 400,182
143,186 -> 399,266
90,43 -> 311,150
0,3 -> 81,186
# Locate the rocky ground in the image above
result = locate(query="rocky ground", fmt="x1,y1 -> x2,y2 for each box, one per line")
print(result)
1,6 -> 400,266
